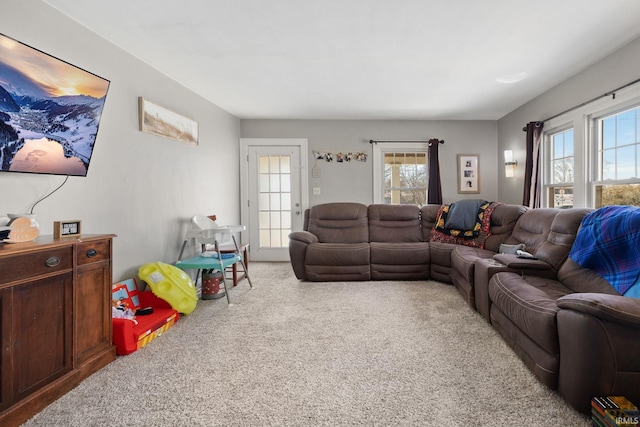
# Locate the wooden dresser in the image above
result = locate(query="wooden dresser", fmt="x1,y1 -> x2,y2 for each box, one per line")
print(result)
0,234 -> 116,426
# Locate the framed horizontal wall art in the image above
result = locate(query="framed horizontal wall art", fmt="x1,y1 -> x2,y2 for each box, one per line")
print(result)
457,154 -> 480,194
139,97 -> 198,146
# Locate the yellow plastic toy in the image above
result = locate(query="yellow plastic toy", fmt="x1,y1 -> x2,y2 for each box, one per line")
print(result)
138,262 -> 198,314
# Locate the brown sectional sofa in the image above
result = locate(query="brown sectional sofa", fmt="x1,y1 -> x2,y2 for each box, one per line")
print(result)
288,202 -> 640,414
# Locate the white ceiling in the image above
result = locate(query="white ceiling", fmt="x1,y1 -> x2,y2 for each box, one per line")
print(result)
43,0 -> 640,120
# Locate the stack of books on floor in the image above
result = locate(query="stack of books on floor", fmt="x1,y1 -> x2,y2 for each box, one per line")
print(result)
592,396 -> 640,426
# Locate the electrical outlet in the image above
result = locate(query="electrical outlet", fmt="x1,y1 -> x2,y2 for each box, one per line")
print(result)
313,187 -> 321,195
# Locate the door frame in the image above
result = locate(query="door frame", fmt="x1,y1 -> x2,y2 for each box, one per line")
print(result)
239,138 -> 309,261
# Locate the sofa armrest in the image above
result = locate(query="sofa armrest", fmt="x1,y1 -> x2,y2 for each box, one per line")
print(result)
492,253 -> 552,271
288,231 -> 318,244
474,258 -> 515,322
557,293 -> 640,328
112,317 -> 138,355
288,231 -> 317,280
557,297 -> 640,413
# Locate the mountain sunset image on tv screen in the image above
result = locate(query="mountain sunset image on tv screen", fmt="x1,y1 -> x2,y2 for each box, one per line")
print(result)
0,33 -> 110,176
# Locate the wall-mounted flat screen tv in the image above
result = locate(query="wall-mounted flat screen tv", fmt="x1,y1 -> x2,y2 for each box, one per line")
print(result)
0,33 -> 110,177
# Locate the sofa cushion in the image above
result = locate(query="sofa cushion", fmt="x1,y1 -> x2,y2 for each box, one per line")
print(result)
370,242 -> 430,265
489,303 -> 560,389
482,204 -> 528,252
489,272 -> 572,355
535,208 -> 592,271
450,246 -> 495,308
305,242 -> 371,281
368,204 -> 422,242
451,246 -> 495,284
428,242 -> 454,267
370,242 -> 430,279
307,202 -> 369,243
557,258 -> 621,295
502,208 -> 558,253
428,241 -> 456,283
473,258 -> 511,322
420,204 -> 442,241
306,242 -> 370,266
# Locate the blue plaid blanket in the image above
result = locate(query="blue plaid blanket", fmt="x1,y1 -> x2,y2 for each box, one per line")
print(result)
569,206 -> 640,295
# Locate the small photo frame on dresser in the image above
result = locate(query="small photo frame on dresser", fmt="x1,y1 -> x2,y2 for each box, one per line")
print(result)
54,220 -> 82,238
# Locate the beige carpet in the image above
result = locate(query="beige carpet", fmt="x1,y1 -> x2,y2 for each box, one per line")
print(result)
24,262 -> 589,426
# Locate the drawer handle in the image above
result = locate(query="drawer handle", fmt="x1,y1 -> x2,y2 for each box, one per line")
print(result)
45,256 -> 61,267
86,249 -> 98,258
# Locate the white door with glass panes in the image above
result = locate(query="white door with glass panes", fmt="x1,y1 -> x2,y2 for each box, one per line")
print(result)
240,138 -> 308,261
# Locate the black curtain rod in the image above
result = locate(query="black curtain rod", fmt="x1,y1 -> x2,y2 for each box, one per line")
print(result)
542,77 -> 640,123
369,139 -> 444,145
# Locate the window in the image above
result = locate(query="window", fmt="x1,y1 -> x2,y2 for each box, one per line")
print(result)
372,143 -> 429,204
383,152 -> 427,205
541,83 -> 640,208
593,106 -> 640,207
545,129 -> 574,208
258,155 -> 291,248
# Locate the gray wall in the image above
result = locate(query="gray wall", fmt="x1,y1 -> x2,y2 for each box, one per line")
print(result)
498,36 -> 640,204
1,1 -> 240,280
240,120 -> 498,206
6,2 -> 638,281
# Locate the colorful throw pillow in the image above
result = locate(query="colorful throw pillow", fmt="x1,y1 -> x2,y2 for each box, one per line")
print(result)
429,202 -> 497,249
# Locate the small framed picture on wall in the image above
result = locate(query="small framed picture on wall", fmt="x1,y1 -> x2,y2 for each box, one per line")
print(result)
457,154 -> 480,194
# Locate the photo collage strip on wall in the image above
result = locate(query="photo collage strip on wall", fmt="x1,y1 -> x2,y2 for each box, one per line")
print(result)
313,150 -> 368,163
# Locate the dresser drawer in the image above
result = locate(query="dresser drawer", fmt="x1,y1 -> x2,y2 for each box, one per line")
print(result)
76,239 -> 111,266
0,246 -> 73,285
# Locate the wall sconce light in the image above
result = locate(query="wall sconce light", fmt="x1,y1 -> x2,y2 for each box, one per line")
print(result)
504,150 -> 517,178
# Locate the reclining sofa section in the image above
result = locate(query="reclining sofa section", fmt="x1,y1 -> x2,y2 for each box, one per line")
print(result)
288,202 -> 640,414
288,202 -> 371,282
289,202 -> 525,283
